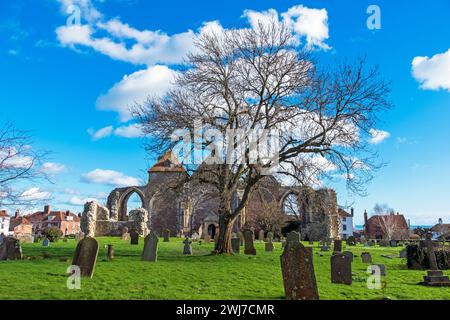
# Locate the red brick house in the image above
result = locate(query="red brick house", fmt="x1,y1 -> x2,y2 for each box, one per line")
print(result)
35,206 -> 80,236
9,211 -> 33,238
363,210 -> 409,240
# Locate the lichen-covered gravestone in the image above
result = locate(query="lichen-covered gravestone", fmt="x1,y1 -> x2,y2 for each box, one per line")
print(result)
280,241 -> 319,300
142,231 -> 159,262
0,237 -> 22,260
286,231 -> 300,247
331,253 -> 352,285
42,238 -> 50,247
130,230 -> 139,245
343,251 -> 354,263
71,237 -> 99,278
243,229 -> 256,255
361,252 -> 372,263
231,238 -> 240,254
163,229 -> 170,242
265,242 -> 274,252
333,240 -> 342,253
399,248 -> 407,259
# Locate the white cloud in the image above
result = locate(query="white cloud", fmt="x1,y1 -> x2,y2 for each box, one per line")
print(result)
88,125 -> 113,140
96,65 -> 177,122
369,128 -> 390,144
81,169 -> 140,186
20,188 -> 51,201
412,48 -> 450,91
68,196 -> 99,206
41,162 -> 66,175
114,124 -> 144,138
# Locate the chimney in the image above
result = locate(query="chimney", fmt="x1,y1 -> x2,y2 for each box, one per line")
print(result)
66,211 -> 70,217
364,210 -> 368,225
44,205 -> 51,214
351,208 -> 354,217
15,209 -> 20,218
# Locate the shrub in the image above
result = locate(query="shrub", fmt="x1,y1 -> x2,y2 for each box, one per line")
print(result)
42,227 -> 63,242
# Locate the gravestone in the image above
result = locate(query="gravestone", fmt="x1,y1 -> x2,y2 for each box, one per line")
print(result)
42,238 -> 50,247
422,233 -> 450,286
142,231 -> 159,262
122,227 -> 130,241
192,232 -> 199,242
399,248 -> 407,258
231,238 -> 240,254
390,240 -> 398,247
346,236 -> 356,246
321,244 -> 329,252
107,244 -> 114,261
0,237 -> 22,260
267,232 -> 274,243
379,240 -> 389,247
361,252 -> 372,263
331,253 -> 352,285
243,229 -> 256,255
72,237 -> 99,278
163,229 -> 170,242
258,230 -> 265,241
280,241 -> 319,300
286,231 -> 300,247
333,240 -> 342,253
183,237 -> 192,255
204,235 -> 211,244
343,251 -> 354,263
130,230 -> 139,245
265,242 -> 274,252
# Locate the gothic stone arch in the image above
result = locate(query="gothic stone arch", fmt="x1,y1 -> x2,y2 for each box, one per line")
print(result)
106,186 -> 148,221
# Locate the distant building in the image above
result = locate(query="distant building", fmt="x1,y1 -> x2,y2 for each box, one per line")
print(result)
338,208 -> 354,239
363,210 -> 409,240
0,210 -> 11,236
9,211 -> 33,238
430,219 -> 450,240
36,206 -> 80,236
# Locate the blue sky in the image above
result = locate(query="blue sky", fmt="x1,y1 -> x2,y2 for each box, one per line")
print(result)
0,0 -> 449,225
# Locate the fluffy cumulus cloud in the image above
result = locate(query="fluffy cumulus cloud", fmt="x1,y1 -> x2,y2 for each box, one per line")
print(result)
114,124 -> 143,138
369,128 -> 390,144
81,169 -> 140,186
41,162 -> 66,175
96,65 -> 177,121
87,125 -> 113,140
20,187 -> 52,201
68,195 -> 99,206
412,48 -> 450,91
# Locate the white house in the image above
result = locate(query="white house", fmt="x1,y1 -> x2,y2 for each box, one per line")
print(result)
0,210 -> 11,236
338,208 -> 354,239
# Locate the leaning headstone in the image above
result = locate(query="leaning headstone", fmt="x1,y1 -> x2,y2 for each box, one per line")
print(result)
231,238 -> 240,254
243,229 -> 256,255
142,231 -> 159,262
333,240 -> 342,253
107,244 -> 114,261
422,233 -> 450,286
42,238 -> 50,247
163,229 -> 170,242
183,237 -> 192,255
343,251 -> 354,263
361,252 -> 372,263
258,230 -> 265,241
331,253 -> 352,285
71,237 -> 99,278
399,248 -> 407,259
265,242 -> 274,252
267,232 -> 274,243
280,241 -> 319,300
130,230 -> 139,245
0,237 -> 22,260
286,231 -> 300,247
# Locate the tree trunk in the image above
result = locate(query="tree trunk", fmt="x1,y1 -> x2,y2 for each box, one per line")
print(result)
215,213 -> 236,254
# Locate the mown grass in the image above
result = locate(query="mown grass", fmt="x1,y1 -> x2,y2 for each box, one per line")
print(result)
1,237 -> 449,300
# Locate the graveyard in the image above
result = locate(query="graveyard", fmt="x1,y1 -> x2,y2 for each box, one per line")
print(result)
1,237 -> 450,300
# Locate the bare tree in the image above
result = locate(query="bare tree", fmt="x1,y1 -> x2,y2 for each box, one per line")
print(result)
134,21 -> 391,253
0,123 -> 50,208
377,214 -> 398,241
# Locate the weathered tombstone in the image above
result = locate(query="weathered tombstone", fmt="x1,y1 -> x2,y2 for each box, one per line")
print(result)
42,238 -> 50,247
267,232 -> 274,243
122,227 -> 130,241
142,231 -> 159,262
107,244 -> 114,261
204,234 -> 211,244
422,233 -> 450,286
183,237 -> 192,255
361,252 -> 372,263
163,229 -> 170,242
130,230 -> 139,245
331,253 -> 352,285
286,231 -> 300,247
321,244 -> 329,252
243,229 -> 256,255
333,240 -> 342,253
265,242 -> 274,252
280,241 -> 319,300
231,238 -> 240,254
343,251 -> 354,263
71,237 -> 99,278
390,240 -> 398,247
258,230 -> 265,241
0,237 -> 22,260
399,248 -> 407,259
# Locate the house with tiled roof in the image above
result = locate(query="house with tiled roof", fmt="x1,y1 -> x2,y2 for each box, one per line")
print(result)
35,206 -> 80,236
0,210 -> 11,236
430,219 -> 450,240
338,207 -> 354,239
9,211 -> 33,238
363,210 -> 409,240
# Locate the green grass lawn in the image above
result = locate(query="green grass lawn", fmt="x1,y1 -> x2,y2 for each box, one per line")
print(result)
1,237 -> 449,300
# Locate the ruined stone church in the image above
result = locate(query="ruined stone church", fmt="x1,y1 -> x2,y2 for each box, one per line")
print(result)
80,150 -> 340,240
